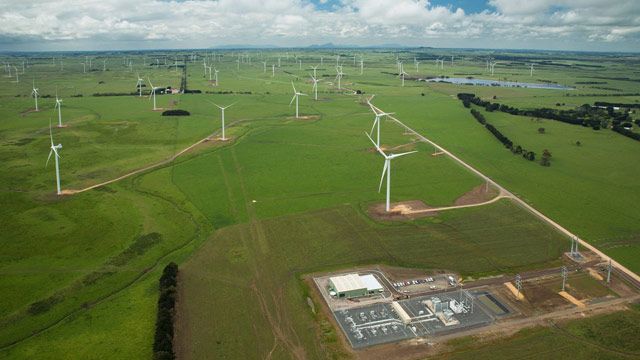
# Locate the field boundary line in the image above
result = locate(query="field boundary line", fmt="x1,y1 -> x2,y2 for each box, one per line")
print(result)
367,102 -> 640,285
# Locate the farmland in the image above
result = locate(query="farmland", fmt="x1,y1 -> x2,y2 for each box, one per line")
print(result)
0,48 -> 639,359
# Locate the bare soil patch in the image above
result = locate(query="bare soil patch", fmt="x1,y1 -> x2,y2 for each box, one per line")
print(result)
454,183 -> 499,206
367,200 -> 438,221
286,115 -> 320,121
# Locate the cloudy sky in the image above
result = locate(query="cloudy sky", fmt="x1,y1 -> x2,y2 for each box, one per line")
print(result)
0,0 -> 638,52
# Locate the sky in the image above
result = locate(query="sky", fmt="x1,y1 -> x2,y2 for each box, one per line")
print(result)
0,0 -> 638,52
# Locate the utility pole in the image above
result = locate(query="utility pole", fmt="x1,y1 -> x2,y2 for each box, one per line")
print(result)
561,266 -> 568,291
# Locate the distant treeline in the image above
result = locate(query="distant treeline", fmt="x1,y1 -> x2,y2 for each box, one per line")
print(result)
204,90 -> 252,95
612,125 -> 640,142
565,92 -> 640,97
153,262 -> 178,360
469,108 -> 536,162
457,93 -> 631,130
594,101 -> 640,109
575,81 -> 607,84
591,76 -> 640,83
93,92 -> 140,97
458,93 -> 640,143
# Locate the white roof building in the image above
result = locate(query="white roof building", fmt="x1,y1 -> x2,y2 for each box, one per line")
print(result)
360,274 -> 384,292
329,274 -> 366,293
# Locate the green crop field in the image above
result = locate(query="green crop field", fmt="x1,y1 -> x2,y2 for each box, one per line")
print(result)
0,48 -> 639,359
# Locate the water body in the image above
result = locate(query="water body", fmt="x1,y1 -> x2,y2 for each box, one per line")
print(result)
424,77 -> 573,90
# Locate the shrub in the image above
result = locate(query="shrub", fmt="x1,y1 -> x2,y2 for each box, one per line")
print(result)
161,110 -> 190,116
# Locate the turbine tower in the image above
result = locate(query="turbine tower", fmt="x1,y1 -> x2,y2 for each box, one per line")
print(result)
310,74 -> 319,101
55,92 -> 63,127
335,66 -> 344,90
31,80 -> 39,111
147,77 -> 160,110
212,102 -> 235,140
366,133 -> 417,212
46,118 -> 63,195
289,82 -> 307,118
368,106 -> 394,148
136,73 -> 144,96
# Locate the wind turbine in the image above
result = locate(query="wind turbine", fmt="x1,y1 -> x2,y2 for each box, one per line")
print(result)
55,91 -> 63,127
311,65 -> 318,78
262,61 -> 267,73
136,73 -> 144,96
415,60 -> 420,72
213,68 -> 219,85
360,58 -> 364,75
31,80 -> 39,111
530,63 -> 534,77
289,82 -> 307,118
366,133 -> 417,212
399,63 -> 408,87
368,107 -> 394,148
13,66 -> 19,83
335,66 -> 344,90
211,102 -> 235,140
272,64 -> 275,77
147,77 -> 160,110
310,74 -> 319,100
46,118 -> 63,195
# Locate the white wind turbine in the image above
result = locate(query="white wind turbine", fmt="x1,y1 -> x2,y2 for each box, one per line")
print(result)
310,74 -> 319,100
147,77 -> 161,110
311,65 -> 318,78
399,63 -> 408,87
136,73 -> 144,96
31,80 -> 39,111
46,118 -> 63,195
368,106 -> 394,148
366,132 -> 417,212
13,66 -> 19,83
272,64 -> 275,77
289,82 -> 307,118
211,102 -> 235,141
335,66 -> 344,90
262,61 -> 267,73
360,58 -> 364,75
530,63 -> 534,77
55,91 -> 63,127
207,65 -> 213,81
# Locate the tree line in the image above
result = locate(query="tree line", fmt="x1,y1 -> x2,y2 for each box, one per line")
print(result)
469,108 -> 536,162
153,262 -> 179,360
458,93 -> 637,143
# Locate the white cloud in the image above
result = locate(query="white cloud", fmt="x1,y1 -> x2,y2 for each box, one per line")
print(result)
0,0 -> 637,51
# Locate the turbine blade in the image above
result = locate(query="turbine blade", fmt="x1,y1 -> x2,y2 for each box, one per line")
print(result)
46,149 -> 53,167
369,117 -> 378,136
289,95 -> 296,106
389,150 -> 418,159
378,161 -> 388,193
365,132 -> 387,157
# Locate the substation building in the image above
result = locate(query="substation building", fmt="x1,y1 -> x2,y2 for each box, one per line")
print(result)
328,273 -> 384,299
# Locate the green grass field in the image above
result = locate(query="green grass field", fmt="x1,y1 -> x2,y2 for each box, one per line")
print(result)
436,304 -> 640,360
0,49 -> 638,359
